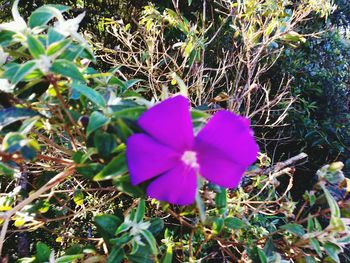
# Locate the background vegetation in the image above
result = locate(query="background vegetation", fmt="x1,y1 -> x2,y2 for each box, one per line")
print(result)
0,0 -> 349,262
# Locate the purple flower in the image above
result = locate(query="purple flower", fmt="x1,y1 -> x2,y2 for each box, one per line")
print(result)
126,95 -> 258,205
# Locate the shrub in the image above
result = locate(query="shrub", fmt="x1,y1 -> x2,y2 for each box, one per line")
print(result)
0,1 -> 348,263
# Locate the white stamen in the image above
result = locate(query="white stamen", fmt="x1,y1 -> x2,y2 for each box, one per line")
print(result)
181,151 -> 199,168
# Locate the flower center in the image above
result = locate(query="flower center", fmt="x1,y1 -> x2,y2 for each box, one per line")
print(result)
181,151 -> 199,168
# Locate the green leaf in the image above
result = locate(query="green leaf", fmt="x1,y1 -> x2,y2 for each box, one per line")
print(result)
12,61 -> 37,84
213,218 -> 224,235
224,217 -> 246,230
0,162 -> 14,177
140,230 -> 158,255
19,116 -> 40,134
115,222 -> 131,236
21,145 -> 37,160
107,247 -> 125,263
71,82 -> 106,108
307,215 -> 314,232
35,242 -> 52,262
148,218 -> 164,235
305,256 -> 317,263
93,153 -> 128,181
110,233 -> 133,247
191,109 -> 209,120
47,28 -> 66,45
95,214 -> 122,241
29,5 -> 67,28
161,245 -> 173,263
87,111 -> 109,137
0,107 -> 39,131
60,44 -> 84,61
321,184 -> 341,218
73,189 -> 84,206
310,238 -> 322,257
135,199 -> 145,223
111,107 -> 145,120
257,247 -> 267,263
94,132 -> 117,158
324,242 -> 341,262
108,76 -> 127,90
114,118 -> 134,142
51,60 -> 85,82
47,39 -> 71,57
56,254 -> 84,263
280,223 -> 305,237
215,187 -> 227,211
171,72 -> 188,97
113,174 -> 144,198
123,79 -> 142,91
27,35 -> 46,58
76,163 -> 103,179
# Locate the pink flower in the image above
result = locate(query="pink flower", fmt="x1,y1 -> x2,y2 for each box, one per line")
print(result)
126,95 -> 258,205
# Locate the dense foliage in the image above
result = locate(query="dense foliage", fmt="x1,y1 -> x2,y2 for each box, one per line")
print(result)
0,1 -> 349,262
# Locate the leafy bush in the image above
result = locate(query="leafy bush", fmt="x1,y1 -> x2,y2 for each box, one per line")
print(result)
271,31 -> 350,169
0,1 -> 349,263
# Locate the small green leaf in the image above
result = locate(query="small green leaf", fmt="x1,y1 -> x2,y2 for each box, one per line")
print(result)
87,111 -> 109,137
321,184 -> 341,218
141,230 -> 158,255
29,5 -> 67,28
257,247 -> 267,263
51,60 -> 85,82
60,44 -> 84,61
12,61 -> 37,84
123,79 -> 142,91
107,247 -> 125,263
47,28 -> 66,45
135,199 -> 145,223
113,174 -> 144,197
94,132 -> 117,158
111,107 -> 145,120
109,233 -> 133,246
305,256 -> 317,263
215,187 -> 227,212
307,215 -> 314,232
76,163 -> 103,179
280,223 -> 305,237
115,222 -> 131,236
95,214 -> 122,241
324,242 -> 341,262
148,218 -> 164,235
72,82 -> 106,108
73,189 -> 84,206
224,217 -> 246,230
0,162 -> 14,177
213,218 -> 224,235
27,35 -> 46,58
35,242 -> 52,262
161,245 -> 173,263
56,254 -> 84,263
0,107 -> 39,131
171,72 -> 188,97
94,153 -> 128,181
47,39 -> 71,56
310,238 -> 322,257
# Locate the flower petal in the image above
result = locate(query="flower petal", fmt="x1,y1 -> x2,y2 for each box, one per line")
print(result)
126,134 -> 180,185
146,164 -> 196,205
195,141 -> 246,188
195,111 -> 258,166
138,95 -> 194,151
